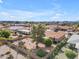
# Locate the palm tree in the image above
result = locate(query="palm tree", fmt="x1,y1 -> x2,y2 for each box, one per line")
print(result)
31,24 -> 46,48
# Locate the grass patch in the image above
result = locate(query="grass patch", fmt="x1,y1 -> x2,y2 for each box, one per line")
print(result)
0,37 -> 13,40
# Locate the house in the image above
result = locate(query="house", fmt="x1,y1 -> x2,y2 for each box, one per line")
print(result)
16,29 -> 30,35
45,30 -> 65,42
68,34 -> 79,59
68,34 -> 79,44
67,34 -> 79,49
47,25 -> 74,32
47,25 -> 57,30
8,25 -> 31,35
59,26 -> 74,32
47,25 -> 60,32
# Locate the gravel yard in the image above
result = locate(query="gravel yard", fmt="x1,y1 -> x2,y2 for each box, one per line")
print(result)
0,45 -> 27,59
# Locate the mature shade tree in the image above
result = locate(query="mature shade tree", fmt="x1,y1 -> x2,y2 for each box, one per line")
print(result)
31,24 -> 46,46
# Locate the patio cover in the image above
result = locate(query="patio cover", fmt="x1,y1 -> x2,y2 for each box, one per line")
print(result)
68,34 -> 79,44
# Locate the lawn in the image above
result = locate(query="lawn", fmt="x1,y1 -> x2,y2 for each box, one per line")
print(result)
0,37 -> 13,40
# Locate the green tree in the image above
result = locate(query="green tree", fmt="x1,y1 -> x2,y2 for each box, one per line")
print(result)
48,38 -> 68,59
31,24 -> 46,43
0,30 -> 11,38
43,37 -> 52,47
65,49 -> 77,59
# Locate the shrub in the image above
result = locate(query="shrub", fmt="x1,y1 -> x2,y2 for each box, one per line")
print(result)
65,49 -> 77,59
36,49 -> 47,57
0,30 -> 11,38
43,37 -> 52,47
68,44 -> 75,50
45,39 -> 52,47
47,38 -> 68,59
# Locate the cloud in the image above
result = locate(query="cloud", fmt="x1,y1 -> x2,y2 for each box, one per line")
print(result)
0,0 -> 3,3
0,12 -> 10,16
0,9 -> 55,21
0,0 -> 65,21
0,0 -> 78,21
0,9 -> 78,21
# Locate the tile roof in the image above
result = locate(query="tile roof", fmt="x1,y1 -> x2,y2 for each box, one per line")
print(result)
47,25 -> 57,29
59,26 -> 72,30
45,30 -> 65,40
47,25 -> 73,30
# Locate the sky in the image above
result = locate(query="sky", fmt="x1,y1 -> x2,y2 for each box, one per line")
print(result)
0,0 -> 79,21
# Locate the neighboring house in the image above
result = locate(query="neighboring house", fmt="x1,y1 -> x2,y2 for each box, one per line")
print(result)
16,29 -> 30,35
47,25 -> 74,32
68,34 -> 79,44
47,25 -> 59,32
58,26 -> 74,32
45,30 -> 65,42
8,25 -> 31,35
68,34 -> 79,59
67,34 -> 79,49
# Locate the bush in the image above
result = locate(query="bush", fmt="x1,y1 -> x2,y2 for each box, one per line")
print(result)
68,44 -> 75,50
48,38 -> 68,59
0,30 -> 11,38
65,49 -> 77,59
36,49 -> 47,57
43,37 -> 52,47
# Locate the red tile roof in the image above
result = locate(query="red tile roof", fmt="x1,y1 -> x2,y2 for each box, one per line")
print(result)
47,25 -> 73,30
45,30 -> 65,41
